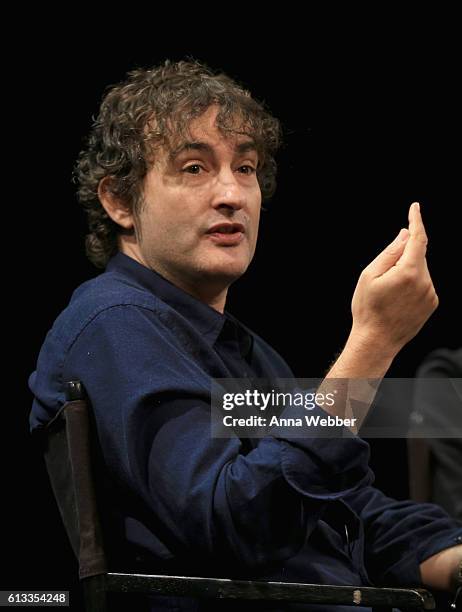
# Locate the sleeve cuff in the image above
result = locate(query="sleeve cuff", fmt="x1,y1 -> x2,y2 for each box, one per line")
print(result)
269,403 -> 374,499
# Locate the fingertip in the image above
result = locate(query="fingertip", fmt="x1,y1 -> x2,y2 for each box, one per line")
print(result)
408,202 -> 421,226
396,228 -> 409,243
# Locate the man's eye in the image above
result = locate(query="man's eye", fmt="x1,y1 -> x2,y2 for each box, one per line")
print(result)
182,164 -> 256,175
239,165 -> 256,175
183,164 -> 203,174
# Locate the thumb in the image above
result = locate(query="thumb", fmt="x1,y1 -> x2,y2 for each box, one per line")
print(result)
366,228 -> 410,278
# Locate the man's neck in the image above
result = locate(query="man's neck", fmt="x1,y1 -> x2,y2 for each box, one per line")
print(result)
156,268 -> 229,314
119,244 -> 228,314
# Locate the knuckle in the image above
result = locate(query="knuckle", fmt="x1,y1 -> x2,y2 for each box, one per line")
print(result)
359,268 -> 371,282
423,283 -> 439,310
416,232 -> 428,246
422,280 -> 434,294
400,267 -> 418,285
387,242 -> 401,254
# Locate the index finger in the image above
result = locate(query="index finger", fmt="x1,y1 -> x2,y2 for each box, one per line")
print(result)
400,202 -> 428,264
409,202 -> 428,240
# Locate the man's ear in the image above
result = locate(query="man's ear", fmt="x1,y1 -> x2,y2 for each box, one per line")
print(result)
98,177 -> 135,230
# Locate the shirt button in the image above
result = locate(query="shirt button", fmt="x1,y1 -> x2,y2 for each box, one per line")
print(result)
454,535 -> 462,544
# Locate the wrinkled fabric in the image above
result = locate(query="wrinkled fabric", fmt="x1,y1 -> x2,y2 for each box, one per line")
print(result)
29,252 -> 462,611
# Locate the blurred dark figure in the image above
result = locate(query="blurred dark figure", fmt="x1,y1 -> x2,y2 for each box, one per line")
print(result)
409,348 -> 462,520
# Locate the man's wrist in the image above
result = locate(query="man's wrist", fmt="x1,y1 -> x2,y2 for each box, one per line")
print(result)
333,329 -> 397,379
348,326 -> 400,359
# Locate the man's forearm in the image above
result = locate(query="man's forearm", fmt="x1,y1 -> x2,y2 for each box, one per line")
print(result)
420,544 -> 462,592
326,330 -> 396,379
316,331 -> 397,433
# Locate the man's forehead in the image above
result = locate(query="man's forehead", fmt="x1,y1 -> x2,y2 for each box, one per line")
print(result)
167,137 -> 258,163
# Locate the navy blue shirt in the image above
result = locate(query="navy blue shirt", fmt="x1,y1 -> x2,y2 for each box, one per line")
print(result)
29,252 -> 462,611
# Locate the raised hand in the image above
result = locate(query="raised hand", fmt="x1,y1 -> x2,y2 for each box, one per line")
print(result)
350,202 -> 439,358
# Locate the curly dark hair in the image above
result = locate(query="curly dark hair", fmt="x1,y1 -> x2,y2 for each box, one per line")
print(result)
74,58 -> 283,269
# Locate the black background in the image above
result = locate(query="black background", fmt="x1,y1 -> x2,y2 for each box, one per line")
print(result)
6,23 -> 461,607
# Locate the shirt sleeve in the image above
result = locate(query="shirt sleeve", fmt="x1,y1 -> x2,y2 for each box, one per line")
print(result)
62,304 -> 373,571
345,485 -> 462,586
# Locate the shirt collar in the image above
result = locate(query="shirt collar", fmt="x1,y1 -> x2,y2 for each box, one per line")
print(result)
105,252 -> 252,356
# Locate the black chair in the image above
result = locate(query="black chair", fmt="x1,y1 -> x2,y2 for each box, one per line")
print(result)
36,380 -> 436,611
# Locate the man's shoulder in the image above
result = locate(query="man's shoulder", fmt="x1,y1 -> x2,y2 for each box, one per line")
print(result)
47,270 -> 165,353
29,270 -> 198,431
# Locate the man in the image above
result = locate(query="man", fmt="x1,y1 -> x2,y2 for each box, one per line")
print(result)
29,59 -> 461,611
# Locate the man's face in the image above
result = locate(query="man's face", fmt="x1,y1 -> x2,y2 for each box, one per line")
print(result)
131,105 -> 262,292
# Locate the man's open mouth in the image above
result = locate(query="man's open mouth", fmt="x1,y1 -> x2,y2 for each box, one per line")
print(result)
206,223 -> 245,235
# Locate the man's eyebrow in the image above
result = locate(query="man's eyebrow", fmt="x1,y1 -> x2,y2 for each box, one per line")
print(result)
168,140 -> 258,162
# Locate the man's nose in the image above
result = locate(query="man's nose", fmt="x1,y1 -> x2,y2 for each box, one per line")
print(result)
212,172 -> 246,211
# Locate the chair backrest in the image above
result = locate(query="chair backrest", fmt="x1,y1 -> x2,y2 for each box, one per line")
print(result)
40,381 -> 108,580
34,381 -> 440,612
